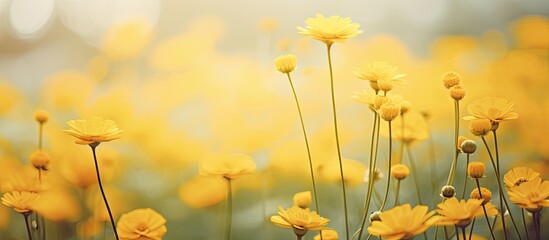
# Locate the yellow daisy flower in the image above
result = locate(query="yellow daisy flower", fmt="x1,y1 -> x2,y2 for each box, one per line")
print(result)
62,117 -> 123,145
270,205 -> 330,231
1,191 -> 39,213
507,178 -> 549,212
436,197 -> 498,228
354,61 -> 406,92
199,152 -> 256,179
463,97 -> 518,122
116,208 -> 167,240
503,167 -> 541,189
297,14 -> 362,46
367,204 -> 441,240
274,54 -> 297,74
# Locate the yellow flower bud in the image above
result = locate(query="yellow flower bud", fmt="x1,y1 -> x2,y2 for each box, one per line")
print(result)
391,164 -> 409,180
377,79 -> 393,92
33,110 -> 49,124
274,54 -> 297,74
293,191 -> 312,209
442,71 -> 461,89
29,150 -> 50,170
373,95 -> 388,110
449,85 -> 465,101
379,102 -> 401,121
470,187 -> 492,205
468,119 -> 491,136
468,162 -> 485,178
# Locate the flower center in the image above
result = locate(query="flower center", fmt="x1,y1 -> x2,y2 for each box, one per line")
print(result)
514,178 -> 528,186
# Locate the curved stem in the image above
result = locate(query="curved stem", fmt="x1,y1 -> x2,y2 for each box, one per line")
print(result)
226,178 -> 232,240
461,154 -> 471,199
90,145 -> 119,240
326,44 -> 349,240
475,178 -> 496,240
405,144 -> 423,205
379,121 -> 392,211
23,213 -> 34,240
446,100 -> 460,186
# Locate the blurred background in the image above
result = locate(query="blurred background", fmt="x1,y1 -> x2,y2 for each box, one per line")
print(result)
0,0 -> 548,239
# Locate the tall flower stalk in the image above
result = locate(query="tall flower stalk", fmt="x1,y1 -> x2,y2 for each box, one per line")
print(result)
225,177 -> 232,240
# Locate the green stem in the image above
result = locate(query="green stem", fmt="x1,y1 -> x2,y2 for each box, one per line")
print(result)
462,227 -> 467,240
357,113 -> 379,240
23,213 -> 34,240
461,154 -> 471,199
475,178 -> 496,240
522,209 -> 530,240
38,123 -> 43,150
446,100 -> 460,186
393,180 -> 401,207
226,177 -> 232,240
90,144 -> 119,240
379,121 -> 393,211
326,43 -> 349,240
399,115 -> 405,164
455,225 -> 460,240
405,144 -> 423,205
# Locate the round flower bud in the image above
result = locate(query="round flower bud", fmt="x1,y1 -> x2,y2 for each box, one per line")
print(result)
34,110 -> 49,124
378,79 -> 393,92
457,136 -> 469,152
29,150 -> 50,170
449,85 -> 465,101
379,102 -> 401,122
470,187 -> 492,205
369,211 -> 382,222
442,71 -> 461,89
440,185 -> 455,198
293,191 -> 312,209
468,119 -> 491,136
461,140 -> 477,154
274,54 -> 296,74
467,162 -> 485,178
399,100 -> 412,115
373,95 -> 388,110
391,164 -> 409,180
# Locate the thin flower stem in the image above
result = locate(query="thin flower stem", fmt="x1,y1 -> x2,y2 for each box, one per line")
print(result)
286,73 -> 323,240
90,145 -> 119,240
447,100 -> 460,186
533,211 -> 540,240
475,178 -> 496,240
38,123 -> 43,150
462,227 -> 467,240
469,218 -> 476,240
405,144 -> 423,205
455,225 -> 460,240
379,121 -> 393,211
326,43 -> 349,240
393,180 -> 401,207
399,115 -> 405,164
23,213 -> 34,240
461,154 -> 471,199
521,209 -> 530,240
226,178 -> 232,240
427,128 -> 437,201
357,113 -> 379,240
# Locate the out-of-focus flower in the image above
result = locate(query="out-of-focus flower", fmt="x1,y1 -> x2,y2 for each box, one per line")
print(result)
442,71 -> 461,89
0,81 -> 22,114
87,185 -> 124,223
33,109 -> 49,124
504,167 -> 541,189
380,110 -> 429,143
314,229 -> 338,240
199,152 -> 256,179
0,205 -> 9,230
1,191 -> 39,213
117,208 -> 167,240
178,176 -> 227,208
449,85 -> 465,101
57,146 -> 117,189
379,102 -> 401,122
62,117 -> 123,145
354,62 -> 406,92
41,71 -> 94,110
351,90 -> 376,111
463,97 -> 518,123
470,187 -> 492,205
468,162 -> 485,179
391,164 -> 409,180
77,217 -> 104,239
257,17 -> 279,33
368,204 -> 441,240
293,191 -> 312,209
510,16 -> 549,49
319,158 -> 365,186
29,150 -> 50,171
34,188 -> 81,221
297,14 -> 362,46
274,54 -> 297,74
507,178 -> 549,212
271,205 -> 329,231
468,119 -> 492,136
436,197 -> 498,228
364,168 -> 383,183
101,20 -> 153,61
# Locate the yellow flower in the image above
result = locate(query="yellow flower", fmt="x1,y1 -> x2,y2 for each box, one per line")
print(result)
293,191 -> 312,209
33,109 -> 49,124
380,110 -> 429,143
1,191 -> 39,213
117,208 -> 167,240
270,205 -> 330,231
354,62 -> 406,92
470,187 -> 492,205
503,167 -> 541,189
463,97 -> 518,122
468,119 -> 492,136
507,178 -> 549,212
449,85 -> 465,101
318,158 -> 365,186
297,14 -> 362,46
442,71 -> 461,89
436,197 -> 498,228
367,204 -> 441,240
199,152 -> 256,179
314,229 -> 338,240
391,164 -> 409,180
467,162 -> 485,179
29,150 -> 50,170
62,117 -> 123,145
379,102 -> 401,122
274,54 -> 297,74
178,176 -> 227,208
351,90 -> 376,111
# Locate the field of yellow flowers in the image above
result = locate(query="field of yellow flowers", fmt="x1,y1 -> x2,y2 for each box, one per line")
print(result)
0,1 -> 548,240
